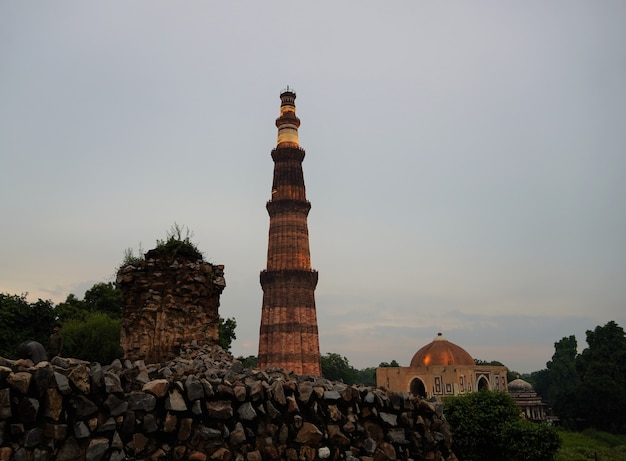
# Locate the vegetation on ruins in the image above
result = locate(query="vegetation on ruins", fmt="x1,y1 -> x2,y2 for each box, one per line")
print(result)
444,390 -> 561,461
121,223 -> 203,266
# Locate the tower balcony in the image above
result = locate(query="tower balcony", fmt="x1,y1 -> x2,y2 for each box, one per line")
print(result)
266,199 -> 311,216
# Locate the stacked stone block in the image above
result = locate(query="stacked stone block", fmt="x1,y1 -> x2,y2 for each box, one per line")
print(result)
0,344 -> 457,460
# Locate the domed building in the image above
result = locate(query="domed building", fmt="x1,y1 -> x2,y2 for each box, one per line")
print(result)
376,333 -> 508,400
508,377 -> 548,422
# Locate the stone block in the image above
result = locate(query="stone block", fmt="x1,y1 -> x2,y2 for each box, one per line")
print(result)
43,423 -> 67,440
68,365 -> 90,394
0,389 -> 11,419
206,400 -> 233,419
7,372 -> 31,394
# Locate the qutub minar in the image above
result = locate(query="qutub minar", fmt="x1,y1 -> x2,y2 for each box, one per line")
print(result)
258,88 -> 322,376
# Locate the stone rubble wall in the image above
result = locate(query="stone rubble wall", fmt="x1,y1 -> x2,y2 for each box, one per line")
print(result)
0,344 -> 457,461
117,256 -> 226,363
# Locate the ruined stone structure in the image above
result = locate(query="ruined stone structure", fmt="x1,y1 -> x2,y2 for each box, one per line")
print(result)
0,345 -> 457,461
259,89 -> 321,376
117,245 -> 226,363
376,333 -> 508,400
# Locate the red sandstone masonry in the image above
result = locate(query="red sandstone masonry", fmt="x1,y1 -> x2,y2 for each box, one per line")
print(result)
259,90 -> 321,376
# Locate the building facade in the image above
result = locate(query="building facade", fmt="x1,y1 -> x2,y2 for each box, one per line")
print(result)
258,88 -> 321,376
376,333 -> 508,400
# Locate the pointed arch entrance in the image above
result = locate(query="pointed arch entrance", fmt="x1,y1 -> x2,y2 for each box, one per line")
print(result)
410,378 -> 427,398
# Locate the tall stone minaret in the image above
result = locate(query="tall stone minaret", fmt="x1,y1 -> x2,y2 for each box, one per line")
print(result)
258,88 -> 321,376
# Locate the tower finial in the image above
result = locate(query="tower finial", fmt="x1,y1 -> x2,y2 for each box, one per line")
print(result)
275,88 -> 300,147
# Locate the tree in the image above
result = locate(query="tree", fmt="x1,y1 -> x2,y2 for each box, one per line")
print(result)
505,369 -> 521,383
62,312 -> 121,364
474,359 -> 505,366
320,353 -> 358,383
84,282 -> 123,318
475,359 -> 518,383
546,335 -> 581,427
237,355 -> 258,368
576,321 -> 626,432
54,282 -> 123,322
354,367 -> 377,386
378,360 -> 400,367
444,391 -> 560,461
49,282 -> 123,363
0,293 -> 56,358
218,317 -> 237,352
529,368 -> 551,406
54,293 -> 88,323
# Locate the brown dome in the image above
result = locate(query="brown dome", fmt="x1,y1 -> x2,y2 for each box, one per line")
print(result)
410,333 -> 475,367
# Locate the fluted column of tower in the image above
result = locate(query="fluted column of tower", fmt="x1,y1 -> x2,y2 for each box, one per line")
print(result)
258,88 -> 321,376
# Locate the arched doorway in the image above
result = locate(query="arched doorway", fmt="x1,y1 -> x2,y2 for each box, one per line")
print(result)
477,375 -> 489,391
410,378 -> 427,398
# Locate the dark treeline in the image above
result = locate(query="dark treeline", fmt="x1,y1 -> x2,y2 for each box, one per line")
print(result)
0,284 -> 123,364
2,287 -> 624,434
0,283 -> 237,364
529,320 -> 626,433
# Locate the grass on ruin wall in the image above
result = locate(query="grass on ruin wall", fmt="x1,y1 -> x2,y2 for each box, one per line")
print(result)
557,429 -> 626,461
121,224 -> 204,267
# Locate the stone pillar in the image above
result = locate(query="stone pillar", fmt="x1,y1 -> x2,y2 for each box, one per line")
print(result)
117,248 -> 225,363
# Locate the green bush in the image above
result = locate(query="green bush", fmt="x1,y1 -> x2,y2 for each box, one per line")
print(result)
444,391 -> 560,461
501,420 -> 561,461
62,312 -> 121,364
149,223 -> 203,261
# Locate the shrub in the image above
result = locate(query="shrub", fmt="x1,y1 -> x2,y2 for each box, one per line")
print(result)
501,420 -> 561,461
444,391 -> 560,461
62,312 -> 121,364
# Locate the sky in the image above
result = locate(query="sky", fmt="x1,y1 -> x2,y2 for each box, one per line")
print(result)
2,2 -> 625,374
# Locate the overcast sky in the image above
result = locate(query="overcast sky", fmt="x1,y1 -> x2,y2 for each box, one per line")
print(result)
2,2 -> 625,373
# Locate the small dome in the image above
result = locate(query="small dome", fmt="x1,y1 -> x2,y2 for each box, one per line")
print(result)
508,378 -> 534,392
410,333 -> 475,367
